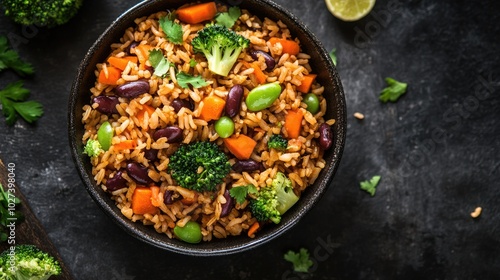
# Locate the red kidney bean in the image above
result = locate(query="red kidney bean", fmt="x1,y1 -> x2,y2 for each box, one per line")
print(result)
93,96 -> 119,115
164,190 -> 174,205
114,80 -> 150,98
231,159 -> 263,173
152,126 -> 183,143
106,170 -> 127,192
171,98 -> 194,113
225,85 -> 244,118
128,41 -> 139,55
319,123 -> 333,150
126,162 -> 153,185
249,50 -> 276,70
144,149 -> 158,162
220,189 -> 234,217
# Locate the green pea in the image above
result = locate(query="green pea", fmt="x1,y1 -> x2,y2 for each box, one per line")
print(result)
97,121 -> 113,151
174,220 -> 202,244
245,82 -> 282,111
214,116 -> 235,138
303,93 -> 320,114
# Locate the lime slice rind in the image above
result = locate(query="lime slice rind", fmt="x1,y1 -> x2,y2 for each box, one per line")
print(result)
325,0 -> 376,22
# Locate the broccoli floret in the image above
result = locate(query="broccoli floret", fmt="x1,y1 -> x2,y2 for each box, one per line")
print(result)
1,0 -> 84,27
0,244 -> 62,280
83,139 -> 103,157
191,24 -> 249,77
250,172 -> 299,224
267,134 -> 288,151
168,141 -> 231,192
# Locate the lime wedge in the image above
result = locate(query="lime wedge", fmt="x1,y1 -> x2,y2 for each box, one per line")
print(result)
325,0 -> 376,21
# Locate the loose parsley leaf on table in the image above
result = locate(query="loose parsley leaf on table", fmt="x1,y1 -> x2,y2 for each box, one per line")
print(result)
0,80 -> 44,125
360,175 -> 381,196
149,49 -> 172,77
215,6 -> 241,28
379,77 -> 407,103
0,183 -> 24,242
0,35 -> 34,76
284,248 -> 314,273
159,14 -> 184,45
329,48 -> 337,66
229,185 -> 258,204
176,72 -> 208,89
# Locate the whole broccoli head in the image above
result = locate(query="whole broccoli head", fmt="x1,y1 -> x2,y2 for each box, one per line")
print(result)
1,0 -> 84,27
168,141 -> 231,192
0,244 -> 62,280
191,24 -> 249,76
267,134 -> 288,151
250,172 -> 299,224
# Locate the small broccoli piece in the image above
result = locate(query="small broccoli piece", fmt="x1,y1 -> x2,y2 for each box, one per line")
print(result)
250,172 -> 299,224
0,244 -> 62,280
1,0 -> 84,27
191,24 -> 249,76
168,141 -> 231,192
83,139 -> 103,157
267,134 -> 287,151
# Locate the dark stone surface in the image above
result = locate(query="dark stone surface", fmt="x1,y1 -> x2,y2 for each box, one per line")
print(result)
1,0 -> 499,279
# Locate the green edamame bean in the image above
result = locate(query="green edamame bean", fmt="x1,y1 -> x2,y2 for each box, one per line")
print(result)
215,116 -> 235,138
174,220 -> 202,244
245,82 -> 281,111
97,121 -> 113,151
303,93 -> 320,114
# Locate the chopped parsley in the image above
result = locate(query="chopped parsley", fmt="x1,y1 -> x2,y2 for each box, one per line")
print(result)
284,248 -> 313,273
0,183 -> 24,242
159,13 -> 184,45
148,49 -> 172,77
360,175 -> 381,196
0,81 -> 43,125
0,35 -> 34,76
229,185 -> 258,204
379,77 -> 407,103
215,6 -> 241,29
176,72 -> 208,89
189,58 -> 197,68
329,48 -> 337,66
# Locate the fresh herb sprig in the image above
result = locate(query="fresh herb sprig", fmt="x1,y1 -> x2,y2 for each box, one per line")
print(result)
360,175 -> 381,196
0,81 -> 44,125
159,13 -> 184,45
229,184 -> 258,204
379,77 -> 407,103
149,49 -> 172,77
0,183 -> 24,242
215,6 -> 241,28
284,248 -> 314,273
176,72 -> 208,89
0,35 -> 34,76
329,48 -> 337,66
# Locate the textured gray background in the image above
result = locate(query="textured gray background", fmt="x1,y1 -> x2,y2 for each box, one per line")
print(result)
1,0 -> 499,279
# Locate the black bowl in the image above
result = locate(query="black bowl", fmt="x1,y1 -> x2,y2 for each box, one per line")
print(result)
68,0 -> 346,256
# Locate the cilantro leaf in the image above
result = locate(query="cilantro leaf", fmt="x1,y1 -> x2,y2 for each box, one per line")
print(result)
176,72 -> 208,89
379,77 -> 407,103
360,175 -> 381,196
215,6 -> 241,28
229,185 -> 258,204
284,248 -> 313,273
0,81 -> 43,125
0,35 -> 34,76
149,49 -> 172,77
159,15 -> 184,45
329,48 -> 337,66
189,58 -> 197,68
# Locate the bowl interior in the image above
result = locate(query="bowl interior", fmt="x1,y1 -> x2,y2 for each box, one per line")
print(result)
68,0 -> 346,256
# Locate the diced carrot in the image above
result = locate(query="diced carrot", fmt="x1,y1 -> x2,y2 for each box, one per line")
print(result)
269,37 -> 300,55
223,134 -> 257,160
113,140 -> 137,151
98,66 -> 121,85
107,56 -> 138,71
247,222 -> 260,238
176,2 -> 218,24
296,74 -> 317,93
134,44 -> 154,70
199,95 -> 226,121
251,62 -> 267,84
150,186 -> 161,207
284,109 -> 303,139
136,104 -> 156,124
132,187 -> 159,215
181,192 -> 199,205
